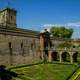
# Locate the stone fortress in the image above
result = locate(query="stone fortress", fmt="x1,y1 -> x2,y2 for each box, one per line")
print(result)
0,7 -> 40,65
0,7 -> 80,66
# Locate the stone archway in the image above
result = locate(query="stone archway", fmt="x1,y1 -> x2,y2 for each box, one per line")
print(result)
62,52 -> 70,62
73,52 -> 78,62
51,51 -> 59,61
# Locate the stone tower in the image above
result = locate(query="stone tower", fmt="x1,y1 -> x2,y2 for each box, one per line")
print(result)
0,7 -> 17,28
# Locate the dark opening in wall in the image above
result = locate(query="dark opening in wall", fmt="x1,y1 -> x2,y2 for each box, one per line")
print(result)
30,40 -> 36,51
73,52 -> 78,62
9,42 -> 12,55
21,42 -> 25,56
62,52 -> 70,62
9,42 -> 12,49
21,42 -> 23,49
11,15 -> 13,20
8,42 -> 13,65
51,51 -> 58,61
31,43 -> 33,50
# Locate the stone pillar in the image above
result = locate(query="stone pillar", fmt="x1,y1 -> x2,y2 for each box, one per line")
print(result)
70,52 -> 73,64
48,50 -> 52,62
39,33 -> 44,61
59,51 -> 62,63
9,42 -> 13,65
40,49 -> 44,60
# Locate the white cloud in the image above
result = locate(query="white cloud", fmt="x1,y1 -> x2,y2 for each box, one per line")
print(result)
42,21 -> 80,29
43,24 -> 63,27
65,22 -> 80,27
42,21 -> 80,38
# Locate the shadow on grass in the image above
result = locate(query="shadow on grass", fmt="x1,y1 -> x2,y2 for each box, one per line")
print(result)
8,61 -> 78,70
0,65 -> 18,80
8,62 -> 43,70
66,65 -> 80,80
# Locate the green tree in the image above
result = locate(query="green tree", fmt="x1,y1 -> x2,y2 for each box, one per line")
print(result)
58,42 -> 73,48
50,26 -> 73,39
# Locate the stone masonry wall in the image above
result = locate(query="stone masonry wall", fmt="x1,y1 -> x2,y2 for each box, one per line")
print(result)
0,33 -> 40,66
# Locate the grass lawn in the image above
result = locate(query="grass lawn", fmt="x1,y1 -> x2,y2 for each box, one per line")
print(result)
69,67 -> 80,80
9,63 -> 78,80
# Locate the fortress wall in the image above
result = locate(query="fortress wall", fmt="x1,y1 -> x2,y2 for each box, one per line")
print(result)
0,54 -> 10,66
0,32 -> 80,65
0,33 -> 40,65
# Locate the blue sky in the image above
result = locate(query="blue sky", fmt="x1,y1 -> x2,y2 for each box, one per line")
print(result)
0,0 -> 80,38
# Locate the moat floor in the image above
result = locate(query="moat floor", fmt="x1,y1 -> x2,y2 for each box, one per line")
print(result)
9,63 -> 78,80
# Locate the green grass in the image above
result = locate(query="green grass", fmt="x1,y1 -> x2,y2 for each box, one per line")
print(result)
9,63 -> 78,80
69,67 -> 80,80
